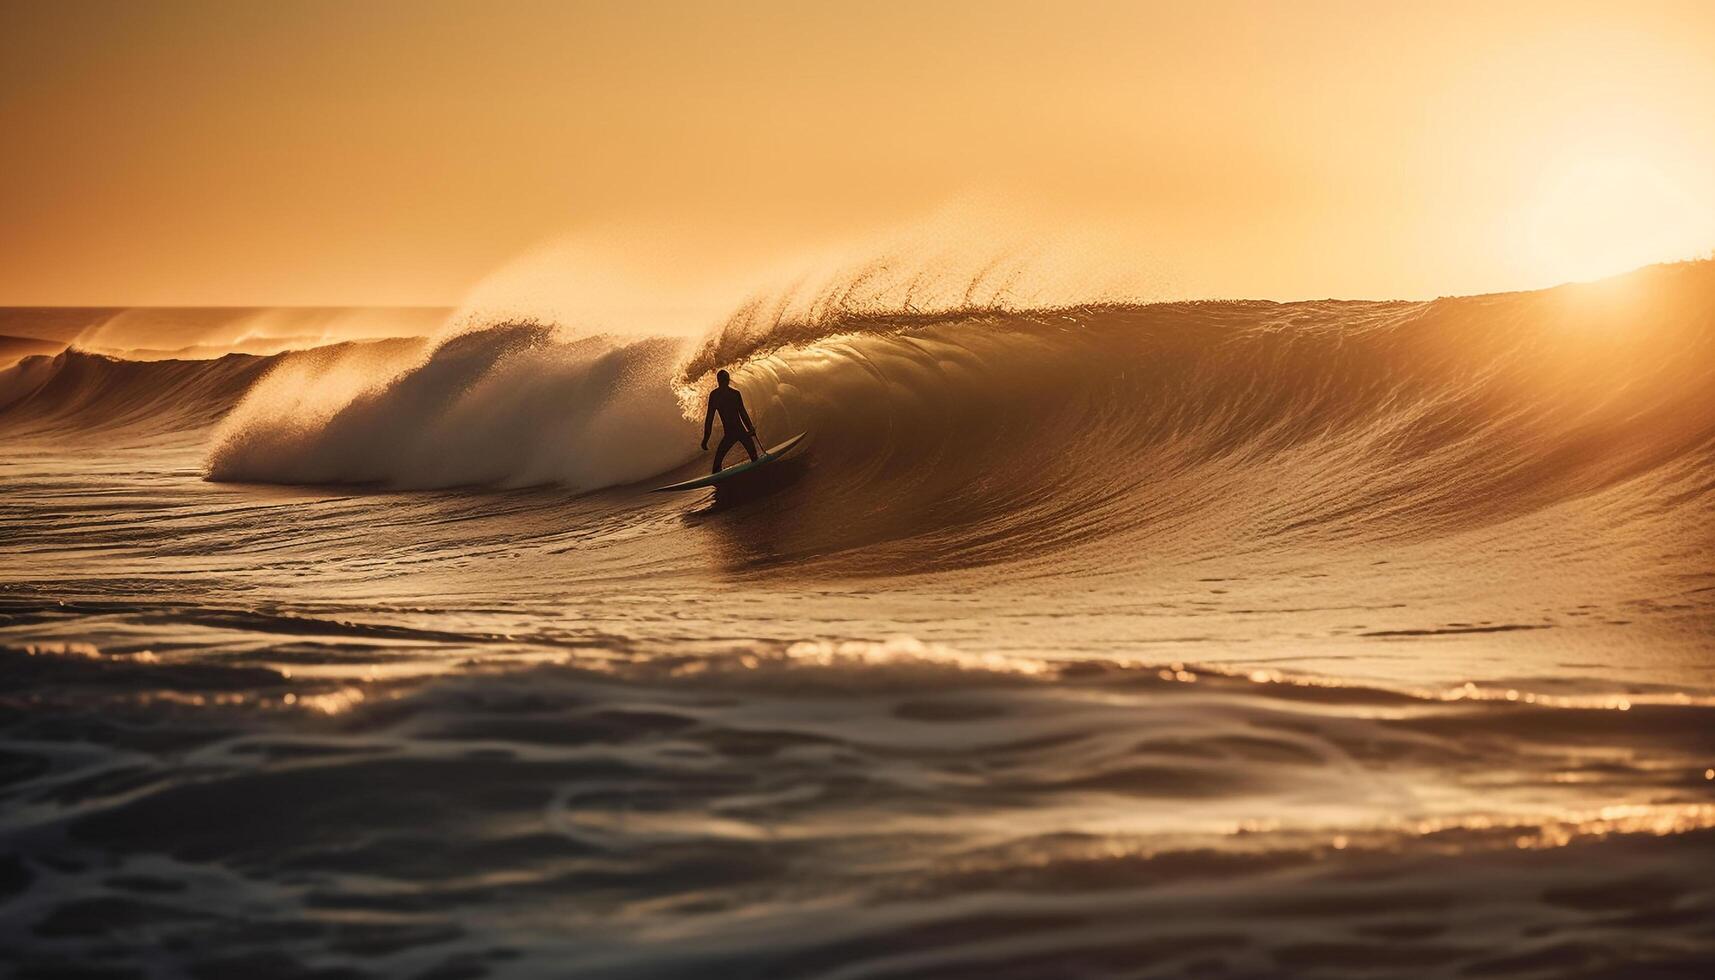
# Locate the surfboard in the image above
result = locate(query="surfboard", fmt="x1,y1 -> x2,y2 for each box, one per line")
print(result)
651,432 -> 808,492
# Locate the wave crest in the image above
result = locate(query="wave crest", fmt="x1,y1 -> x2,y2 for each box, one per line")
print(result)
205,324 -> 693,490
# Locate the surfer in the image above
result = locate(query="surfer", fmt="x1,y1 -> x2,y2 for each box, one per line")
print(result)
701,370 -> 759,473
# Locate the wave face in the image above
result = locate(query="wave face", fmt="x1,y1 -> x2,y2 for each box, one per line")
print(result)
0,347 -> 270,437
694,267 -> 1715,565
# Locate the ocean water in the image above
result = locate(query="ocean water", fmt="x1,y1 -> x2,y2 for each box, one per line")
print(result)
2,263 -> 1714,978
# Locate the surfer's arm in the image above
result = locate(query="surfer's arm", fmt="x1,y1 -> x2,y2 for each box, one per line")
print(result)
737,396 -> 756,436
701,398 -> 714,449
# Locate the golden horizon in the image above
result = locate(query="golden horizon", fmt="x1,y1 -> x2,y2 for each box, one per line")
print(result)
3,0 -> 1713,308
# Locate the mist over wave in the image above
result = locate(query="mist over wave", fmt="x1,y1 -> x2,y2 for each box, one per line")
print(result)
204,324 -> 693,491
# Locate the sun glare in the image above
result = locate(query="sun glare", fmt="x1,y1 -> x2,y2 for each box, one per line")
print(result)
1527,154 -> 1710,284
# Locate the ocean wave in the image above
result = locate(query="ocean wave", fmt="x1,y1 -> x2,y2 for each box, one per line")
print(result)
0,347 -> 271,436
3,262 -> 1713,564
674,261 -> 1715,562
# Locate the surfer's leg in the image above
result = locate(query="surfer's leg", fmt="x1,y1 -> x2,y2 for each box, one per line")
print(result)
738,434 -> 758,461
713,433 -> 738,472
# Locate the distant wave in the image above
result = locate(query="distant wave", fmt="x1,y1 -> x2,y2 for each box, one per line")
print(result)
0,305 -> 448,355
0,347 -> 270,436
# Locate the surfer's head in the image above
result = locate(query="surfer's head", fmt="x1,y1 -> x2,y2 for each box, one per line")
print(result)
716,370 -> 731,387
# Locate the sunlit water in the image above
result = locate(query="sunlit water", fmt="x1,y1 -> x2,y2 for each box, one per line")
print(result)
3,265 -> 1714,977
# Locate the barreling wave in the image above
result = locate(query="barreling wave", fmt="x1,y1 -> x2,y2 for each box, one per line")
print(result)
670,260 -> 1715,563
4,261 -> 1714,566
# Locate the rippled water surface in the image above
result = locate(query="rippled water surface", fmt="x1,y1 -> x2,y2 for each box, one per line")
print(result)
3,264 -> 1715,977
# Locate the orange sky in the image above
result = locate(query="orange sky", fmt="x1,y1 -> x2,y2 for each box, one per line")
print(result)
3,0 -> 1713,306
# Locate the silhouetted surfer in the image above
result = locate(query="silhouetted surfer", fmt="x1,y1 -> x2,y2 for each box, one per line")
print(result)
702,370 -> 759,473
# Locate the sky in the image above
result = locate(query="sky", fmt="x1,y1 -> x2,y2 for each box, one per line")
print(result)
2,0 -> 1714,306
